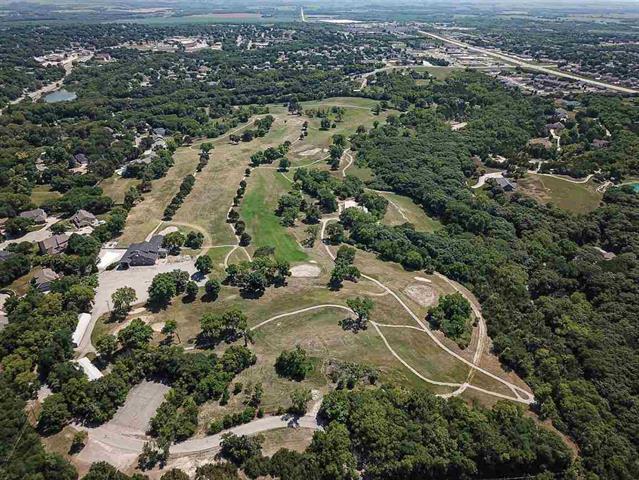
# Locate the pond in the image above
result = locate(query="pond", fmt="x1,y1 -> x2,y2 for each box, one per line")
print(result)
43,89 -> 77,103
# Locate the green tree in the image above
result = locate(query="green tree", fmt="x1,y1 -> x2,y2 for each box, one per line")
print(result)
346,297 -> 374,329
162,319 -> 180,343
205,278 -> 221,300
275,346 -> 313,381
95,334 -> 118,357
148,273 -> 177,307
38,393 -> 71,435
289,388 -> 312,415
195,255 -> 213,274
118,318 -> 153,350
111,286 -> 137,321
163,231 -> 185,255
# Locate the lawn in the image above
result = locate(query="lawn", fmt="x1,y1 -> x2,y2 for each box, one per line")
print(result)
241,168 -> 307,263
30,185 -> 61,206
518,173 -> 602,214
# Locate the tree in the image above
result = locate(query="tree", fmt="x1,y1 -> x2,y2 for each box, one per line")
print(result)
427,293 -> 472,347
289,388 -> 312,415
38,393 -> 71,435
163,231 -> 185,255
162,319 -> 180,343
185,231 -> 204,249
205,278 -> 221,300
239,232 -> 251,246
275,346 -> 313,381
219,433 -> 262,466
304,225 -> 319,247
118,318 -> 153,350
305,204 -> 321,224
95,334 -> 118,357
161,469 -> 189,480
195,255 -> 213,274
70,430 -> 88,454
279,157 -> 290,172
195,462 -> 240,480
185,280 -> 199,300
111,286 -> 137,321
326,222 -> 345,244
148,273 -> 177,308
346,297 -> 374,329
5,217 -> 34,237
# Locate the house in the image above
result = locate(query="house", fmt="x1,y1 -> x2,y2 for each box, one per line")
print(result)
153,127 -> 166,137
495,177 -> 518,192
38,234 -> 69,255
72,313 -> 92,346
74,357 -> 103,381
544,122 -> 565,135
119,235 -> 166,268
33,268 -> 59,292
592,139 -> 610,149
19,208 -> 47,224
70,209 -> 98,228
70,153 -> 88,168
94,52 -> 112,63
554,108 -> 569,120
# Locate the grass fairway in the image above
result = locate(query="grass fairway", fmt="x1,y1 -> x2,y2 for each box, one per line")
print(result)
118,148 -> 200,246
99,174 -> 138,204
175,115 -> 304,246
241,168 -> 307,263
378,190 -> 442,232
518,173 -> 602,214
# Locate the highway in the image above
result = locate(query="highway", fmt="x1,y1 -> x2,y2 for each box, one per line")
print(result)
419,31 -> 638,95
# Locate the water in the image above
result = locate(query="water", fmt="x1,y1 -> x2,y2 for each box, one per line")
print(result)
631,183 -> 639,193
44,89 -> 77,103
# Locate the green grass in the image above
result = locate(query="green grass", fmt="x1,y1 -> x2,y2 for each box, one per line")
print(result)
378,191 -> 442,232
518,173 -> 602,214
241,168 -> 307,263
30,185 -> 61,206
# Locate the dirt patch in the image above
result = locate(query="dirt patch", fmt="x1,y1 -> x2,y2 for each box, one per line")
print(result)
298,147 -> 322,156
404,284 -> 437,307
151,322 -> 165,333
290,264 -> 321,278
157,226 -> 178,236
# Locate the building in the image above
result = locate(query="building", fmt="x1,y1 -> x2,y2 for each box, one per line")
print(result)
592,139 -> 610,149
19,208 -> 47,224
38,234 -> 69,255
72,313 -> 92,346
74,357 -> 103,381
496,177 -> 518,192
70,209 -> 98,228
70,153 -> 88,168
119,235 -> 166,268
33,268 -> 59,292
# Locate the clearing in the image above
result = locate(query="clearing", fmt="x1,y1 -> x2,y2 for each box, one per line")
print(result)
518,173 -> 602,214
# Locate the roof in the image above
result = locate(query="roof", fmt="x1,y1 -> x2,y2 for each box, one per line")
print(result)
72,313 -> 92,346
71,209 -> 97,224
34,268 -> 59,286
19,208 -> 46,222
120,235 -> 164,264
38,234 -> 69,253
73,153 -> 88,164
496,177 -> 517,189
75,357 -> 103,381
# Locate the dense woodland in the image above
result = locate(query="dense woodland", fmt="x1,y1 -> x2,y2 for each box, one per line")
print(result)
1,20 -> 639,480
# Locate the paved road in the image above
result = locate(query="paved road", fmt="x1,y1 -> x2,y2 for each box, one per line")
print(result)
76,259 -> 202,355
171,414 -> 320,455
419,31 -> 638,95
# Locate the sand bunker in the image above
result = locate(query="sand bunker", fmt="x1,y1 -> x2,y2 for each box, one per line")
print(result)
157,226 -> 178,236
404,284 -> 437,307
299,147 -> 322,156
151,322 -> 165,333
291,264 -> 321,278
